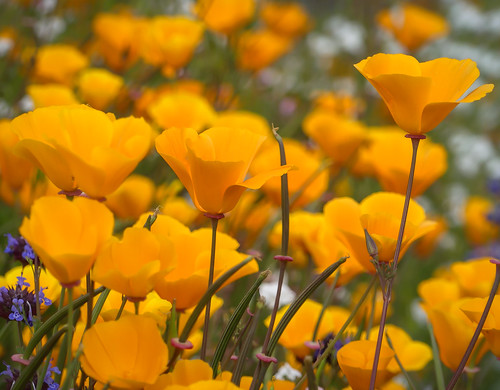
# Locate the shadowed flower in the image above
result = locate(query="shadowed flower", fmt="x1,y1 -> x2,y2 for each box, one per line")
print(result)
92,12 -> 145,71
156,126 -> 291,215
354,53 -> 494,134
20,196 -> 114,287
194,0 -> 255,35
464,196 -> 499,246
11,105 -> 152,199
377,3 -> 449,51
140,16 -> 204,70
27,84 -> 79,108
369,132 -> 447,196
250,138 -> 327,209
337,340 -> 395,390
236,29 -> 291,72
302,110 -> 366,166
260,2 -> 312,39
93,226 -> 176,300
325,192 -> 435,271
461,295 -> 500,357
148,91 -> 217,133
77,68 -> 124,110
80,315 -> 168,389
105,174 -> 155,220
33,44 -> 88,85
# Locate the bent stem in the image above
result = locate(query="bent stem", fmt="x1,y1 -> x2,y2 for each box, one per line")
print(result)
200,213 -> 223,361
446,260 -> 500,390
369,134 -> 424,390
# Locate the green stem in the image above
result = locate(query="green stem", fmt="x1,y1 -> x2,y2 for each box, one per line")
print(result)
85,273 -> 94,330
200,215 -> 221,361
115,296 -> 127,320
369,135 -> 423,390
312,271 -> 339,342
66,288 -> 74,373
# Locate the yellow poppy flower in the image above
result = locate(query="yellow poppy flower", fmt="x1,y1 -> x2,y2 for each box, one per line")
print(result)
19,196 -> 114,287
302,109 -> 367,166
105,174 -> 155,220
0,119 -> 34,191
148,91 -> 217,133
250,138 -> 327,209
77,68 -> 124,111
312,91 -> 364,118
80,315 -> 168,389
369,132 -> 447,196
27,84 -> 79,108
93,226 -> 176,300
377,3 -> 449,51
194,0 -> 255,35
463,196 -> 499,246
92,12 -> 145,71
325,192 -> 435,271
156,126 -> 291,215
260,2 -> 312,39
337,340 -> 395,390
367,324 -> 432,373
354,54 -> 494,134
265,299 -> 353,359
33,44 -> 88,85
140,16 -> 204,69
236,29 -> 292,72
11,105 -> 152,199
451,257 -> 497,298
461,296 -> 500,357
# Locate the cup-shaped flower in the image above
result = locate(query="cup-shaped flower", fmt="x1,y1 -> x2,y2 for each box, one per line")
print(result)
11,105 -> 152,199
27,84 -> 79,108
354,54 -> 494,134
302,110 -> 366,166
260,1 -> 312,39
148,91 -> 217,133
105,174 -> 155,220
33,44 -> 88,85
464,196 -> 498,246
337,340 -> 395,390
80,315 -> 168,388
93,226 -> 176,300
368,132 -> 447,196
376,3 -> 449,51
367,324 -> 432,373
250,138 -> 327,209
155,126 -> 291,215
19,196 -> 114,287
140,16 -> 204,69
236,29 -> 292,72
461,296 -> 500,357
194,0 -> 255,35
325,192 -> 435,271
77,68 -> 124,111
0,119 -> 34,191
265,299 -> 353,359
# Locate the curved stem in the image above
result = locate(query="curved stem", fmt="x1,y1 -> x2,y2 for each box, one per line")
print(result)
369,135 -> 424,390
446,261 -> 500,390
200,216 -> 221,361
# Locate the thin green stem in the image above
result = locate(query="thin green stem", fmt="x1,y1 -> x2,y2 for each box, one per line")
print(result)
66,288 -> 74,374
85,273 -> 94,330
200,216 -> 221,361
312,271 -> 339,341
446,261 -> 500,390
115,296 -> 127,320
369,135 -> 423,390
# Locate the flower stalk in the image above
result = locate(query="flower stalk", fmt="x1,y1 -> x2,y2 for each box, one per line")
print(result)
200,212 -> 224,361
369,134 -> 425,390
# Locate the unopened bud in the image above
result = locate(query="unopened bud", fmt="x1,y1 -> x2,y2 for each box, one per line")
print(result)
364,229 -> 378,259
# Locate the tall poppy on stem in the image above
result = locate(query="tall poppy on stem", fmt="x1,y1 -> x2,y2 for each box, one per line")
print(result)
354,53 -> 494,390
156,126 -> 291,360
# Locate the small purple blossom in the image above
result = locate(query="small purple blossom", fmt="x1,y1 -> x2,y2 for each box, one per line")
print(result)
3,234 -> 35,266
39,287 -> 52,306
